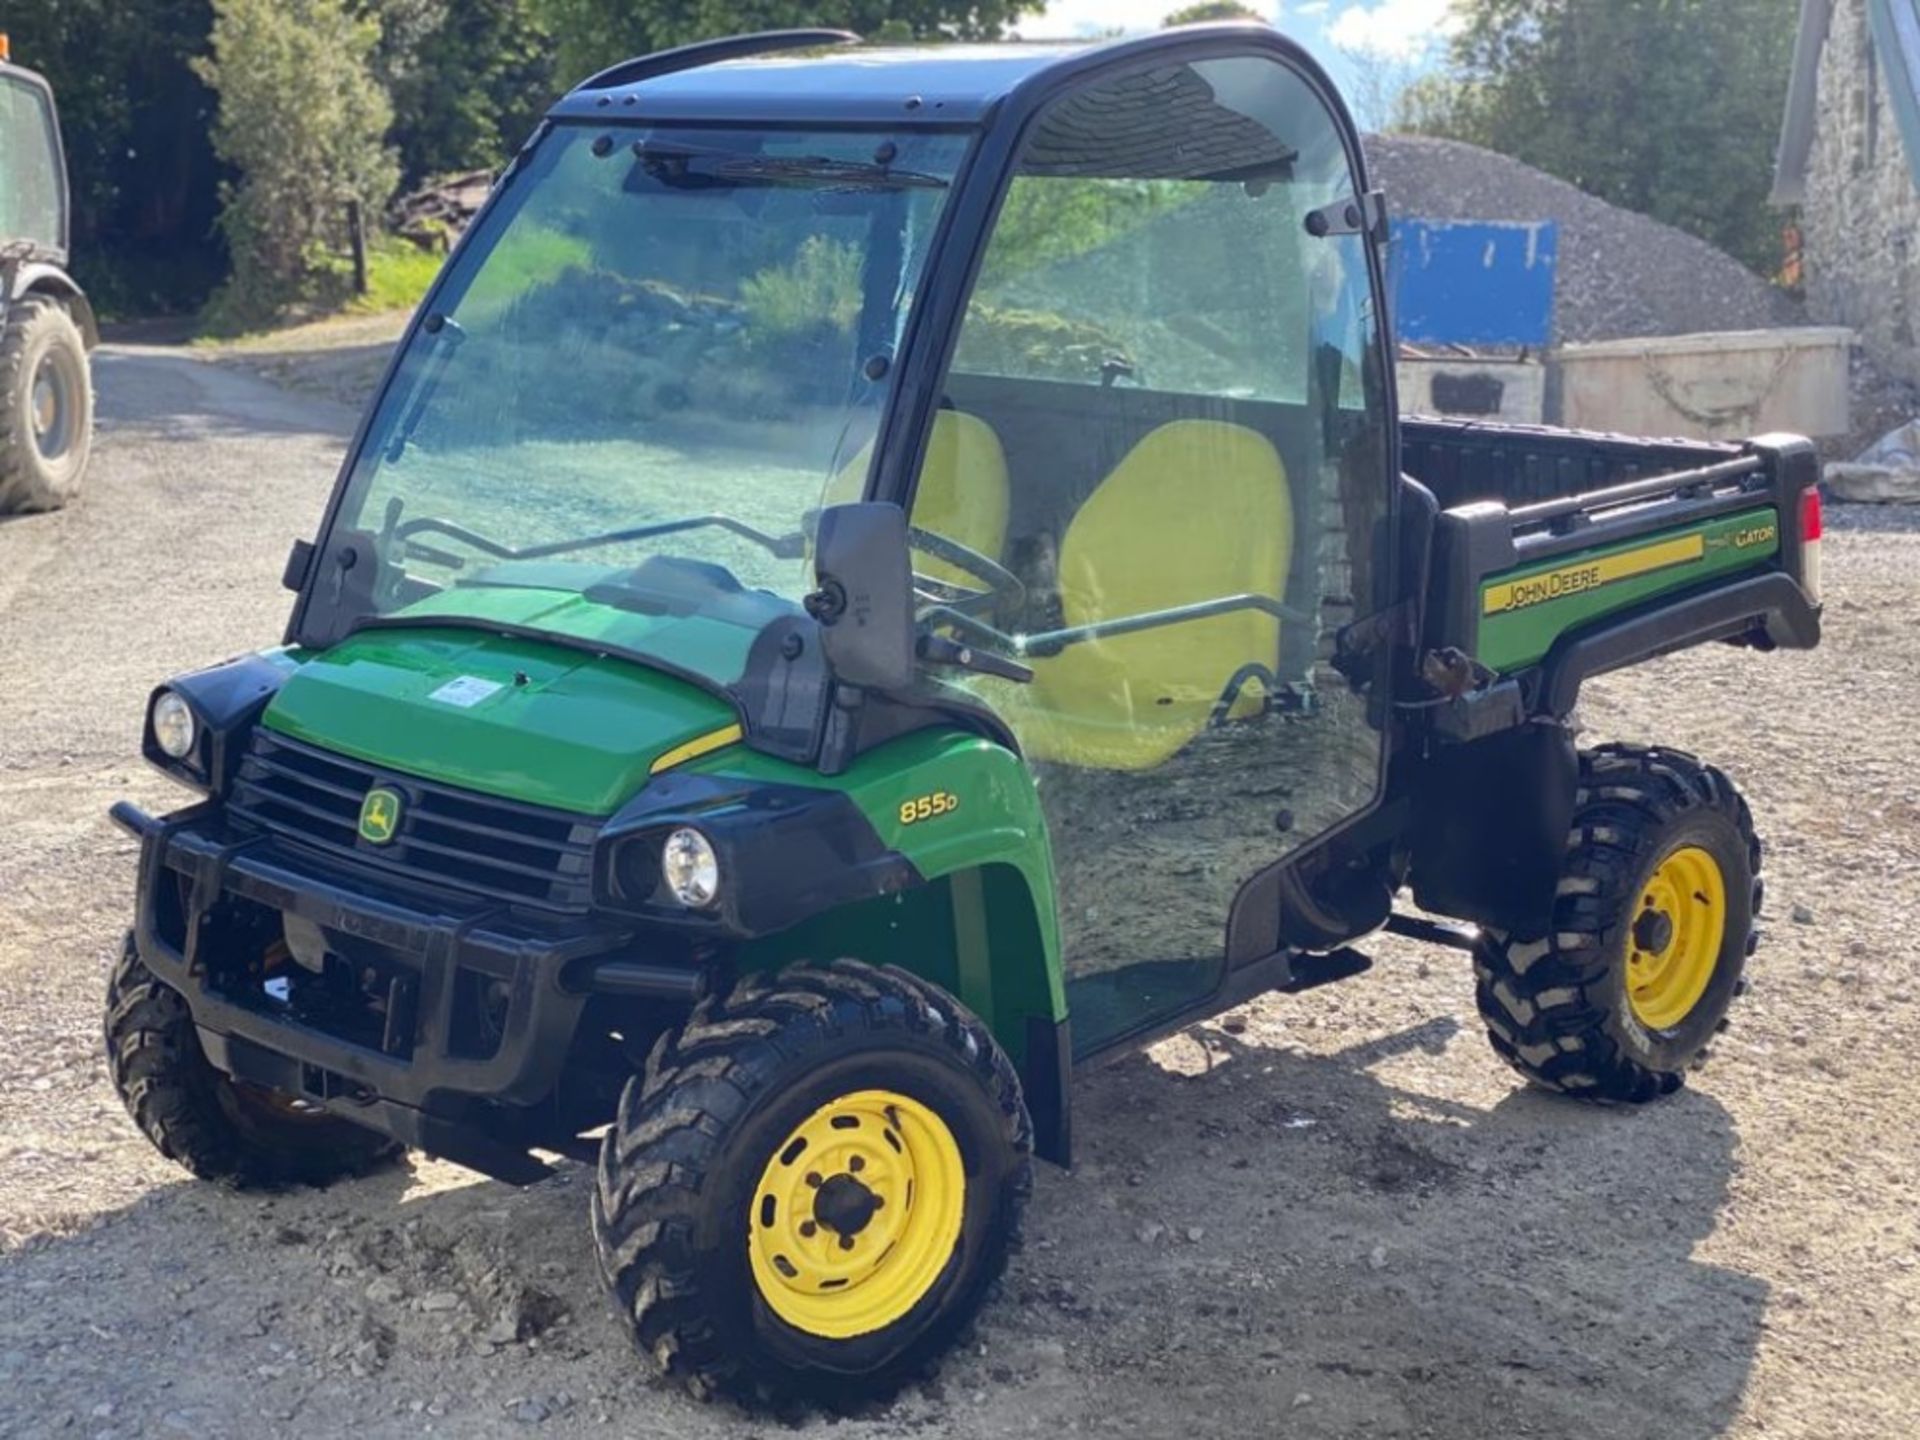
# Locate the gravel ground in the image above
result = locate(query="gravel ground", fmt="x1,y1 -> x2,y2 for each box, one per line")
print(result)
1,349 -> 1917,1440
1365,135 -> 1808,345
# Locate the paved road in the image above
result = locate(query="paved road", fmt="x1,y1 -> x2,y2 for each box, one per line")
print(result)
0,347 -> 1916,1440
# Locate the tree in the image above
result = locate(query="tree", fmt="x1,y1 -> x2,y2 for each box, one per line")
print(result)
1400,0 -> 1799,276
1163,2 -> 1263,24
195,0 -> 400,325
1338,45 -> 1429,132
368,0 -> 559,186
528,1 -> 1039,92
0,0 -> 226,312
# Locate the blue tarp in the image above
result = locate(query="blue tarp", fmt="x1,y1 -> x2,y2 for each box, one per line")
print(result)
1389,218 -> 1559,349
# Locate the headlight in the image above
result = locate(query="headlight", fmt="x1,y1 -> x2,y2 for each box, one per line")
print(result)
660,827 -> 720,909
151,691 -> 197,760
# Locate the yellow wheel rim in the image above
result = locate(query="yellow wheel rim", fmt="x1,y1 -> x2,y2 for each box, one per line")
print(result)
1626,845 -> 1727,1030
747,1089 -> 966,1340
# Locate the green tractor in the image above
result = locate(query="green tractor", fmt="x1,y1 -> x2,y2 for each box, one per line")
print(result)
0,34 -> 96,514
108,26 -> 1822,1403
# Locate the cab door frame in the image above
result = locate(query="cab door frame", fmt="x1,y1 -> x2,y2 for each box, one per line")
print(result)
868,27 -> 1411,1058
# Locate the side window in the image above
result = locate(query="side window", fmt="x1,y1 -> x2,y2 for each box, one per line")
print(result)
922,56 -> 1394,1055
953,61 -> 1377,409
0,77 -> 65,252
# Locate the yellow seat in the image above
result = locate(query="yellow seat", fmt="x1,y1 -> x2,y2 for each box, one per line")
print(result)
824,410 -> 1010,590
994,419 -> 1294,771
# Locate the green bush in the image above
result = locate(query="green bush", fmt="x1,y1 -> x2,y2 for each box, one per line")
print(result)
195,0 -> 400,330
739,236 -> 863,342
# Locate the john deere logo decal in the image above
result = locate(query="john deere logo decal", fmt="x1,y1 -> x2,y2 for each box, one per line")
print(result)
358,787 -> 402,845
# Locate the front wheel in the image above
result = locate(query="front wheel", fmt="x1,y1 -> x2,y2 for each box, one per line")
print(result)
0,295 -> 93,514
591,960 -> 1032,1404
1474,745 -> 1762,1102
104,934 -> 401,1186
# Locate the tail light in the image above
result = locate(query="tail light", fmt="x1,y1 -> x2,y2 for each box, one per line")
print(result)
1798,486 -> 1823,603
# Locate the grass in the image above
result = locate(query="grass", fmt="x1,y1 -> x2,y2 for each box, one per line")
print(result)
459,224 -> 592,318
347,239 -> 445,316
191,235 -> 449,345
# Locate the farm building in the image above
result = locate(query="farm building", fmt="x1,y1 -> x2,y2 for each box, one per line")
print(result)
1773,0 -> 1920,387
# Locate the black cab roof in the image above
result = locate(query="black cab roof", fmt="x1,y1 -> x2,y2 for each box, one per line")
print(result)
542,25 -> 1335,129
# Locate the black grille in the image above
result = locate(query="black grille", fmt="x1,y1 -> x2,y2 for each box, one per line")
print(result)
230,730 -> 600,910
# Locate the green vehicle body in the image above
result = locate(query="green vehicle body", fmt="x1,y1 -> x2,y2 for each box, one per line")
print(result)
261,627 -> 1067,1062
218,472 -> 1804,1157
113,26 -> 1824,1188
1474,506 -> 1781,671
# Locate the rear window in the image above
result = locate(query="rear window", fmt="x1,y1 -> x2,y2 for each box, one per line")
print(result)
0,74 -> 65,252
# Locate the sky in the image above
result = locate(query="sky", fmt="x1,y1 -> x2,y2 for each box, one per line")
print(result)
1012,1 -> 1463,116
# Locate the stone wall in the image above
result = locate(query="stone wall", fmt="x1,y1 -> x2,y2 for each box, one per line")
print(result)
1804,0 -> 1920,387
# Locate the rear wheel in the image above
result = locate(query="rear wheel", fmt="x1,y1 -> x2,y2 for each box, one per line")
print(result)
0,295 -> 93,514
591,960 -> 1032,1404
1474,745 -> 1761,1102
104,934 -> 401,1186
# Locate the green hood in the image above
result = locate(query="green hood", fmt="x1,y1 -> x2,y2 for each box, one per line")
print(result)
263,625 -> 741,815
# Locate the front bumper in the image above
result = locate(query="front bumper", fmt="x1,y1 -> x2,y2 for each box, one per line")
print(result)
114,800 -> 703,1182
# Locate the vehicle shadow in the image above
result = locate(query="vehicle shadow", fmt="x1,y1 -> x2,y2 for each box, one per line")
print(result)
0,1016 -> 1762,1440
1021,1016 -> 1765,1439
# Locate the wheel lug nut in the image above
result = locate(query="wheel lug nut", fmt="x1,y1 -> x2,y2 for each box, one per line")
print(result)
839,1235 -> 855,1251
805,1172 -> 822,1188
800,1221 -> 817,1238
848,1156 -> 865,1173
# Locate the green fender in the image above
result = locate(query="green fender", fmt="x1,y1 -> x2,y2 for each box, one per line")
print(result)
680,727 -> 1067,1046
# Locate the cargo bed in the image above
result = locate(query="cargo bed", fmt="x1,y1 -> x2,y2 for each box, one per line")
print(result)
1394,417 -> 1824,735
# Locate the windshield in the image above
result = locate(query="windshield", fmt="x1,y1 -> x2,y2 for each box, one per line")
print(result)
0,74 -> 65,252
320,122 -> 970,686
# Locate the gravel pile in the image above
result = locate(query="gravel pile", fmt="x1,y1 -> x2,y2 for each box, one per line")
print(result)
1365,133 -> 1806,344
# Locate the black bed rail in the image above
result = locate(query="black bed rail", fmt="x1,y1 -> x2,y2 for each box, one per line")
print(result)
1402,415 -> 1742,514
1507,454 -> 1767,534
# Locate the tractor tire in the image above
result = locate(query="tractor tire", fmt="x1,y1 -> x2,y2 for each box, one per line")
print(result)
592,960 -> 1032,1405
1474,744 -> 1761,1102
0,295 -> 93,515
104,934 -> 401,1187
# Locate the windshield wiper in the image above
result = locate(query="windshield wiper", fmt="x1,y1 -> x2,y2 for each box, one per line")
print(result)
384,312 -> 466,463
631,140 -> 948,191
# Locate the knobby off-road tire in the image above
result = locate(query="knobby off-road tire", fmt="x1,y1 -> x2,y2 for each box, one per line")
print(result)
1475,744 -> 1761,1102
0,295 -> 93,514
104,934 -> 401,1186
592,960 -> 1033,1405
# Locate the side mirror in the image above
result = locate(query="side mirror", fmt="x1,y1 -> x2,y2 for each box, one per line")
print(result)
808,502 -> 914,693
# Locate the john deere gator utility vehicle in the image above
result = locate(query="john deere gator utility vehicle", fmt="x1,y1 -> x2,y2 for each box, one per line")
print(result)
107,25 -> 1823,1402
0,34 -> 96,513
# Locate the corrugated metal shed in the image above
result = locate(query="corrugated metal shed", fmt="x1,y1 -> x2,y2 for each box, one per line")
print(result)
1774,0 -> 1920,205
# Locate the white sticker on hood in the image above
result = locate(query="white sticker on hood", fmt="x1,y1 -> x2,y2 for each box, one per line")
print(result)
428,675 -> 505,708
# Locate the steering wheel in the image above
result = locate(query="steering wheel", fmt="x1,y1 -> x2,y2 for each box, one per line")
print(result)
908,526 -> 1026,618
393,514 -> 508,564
